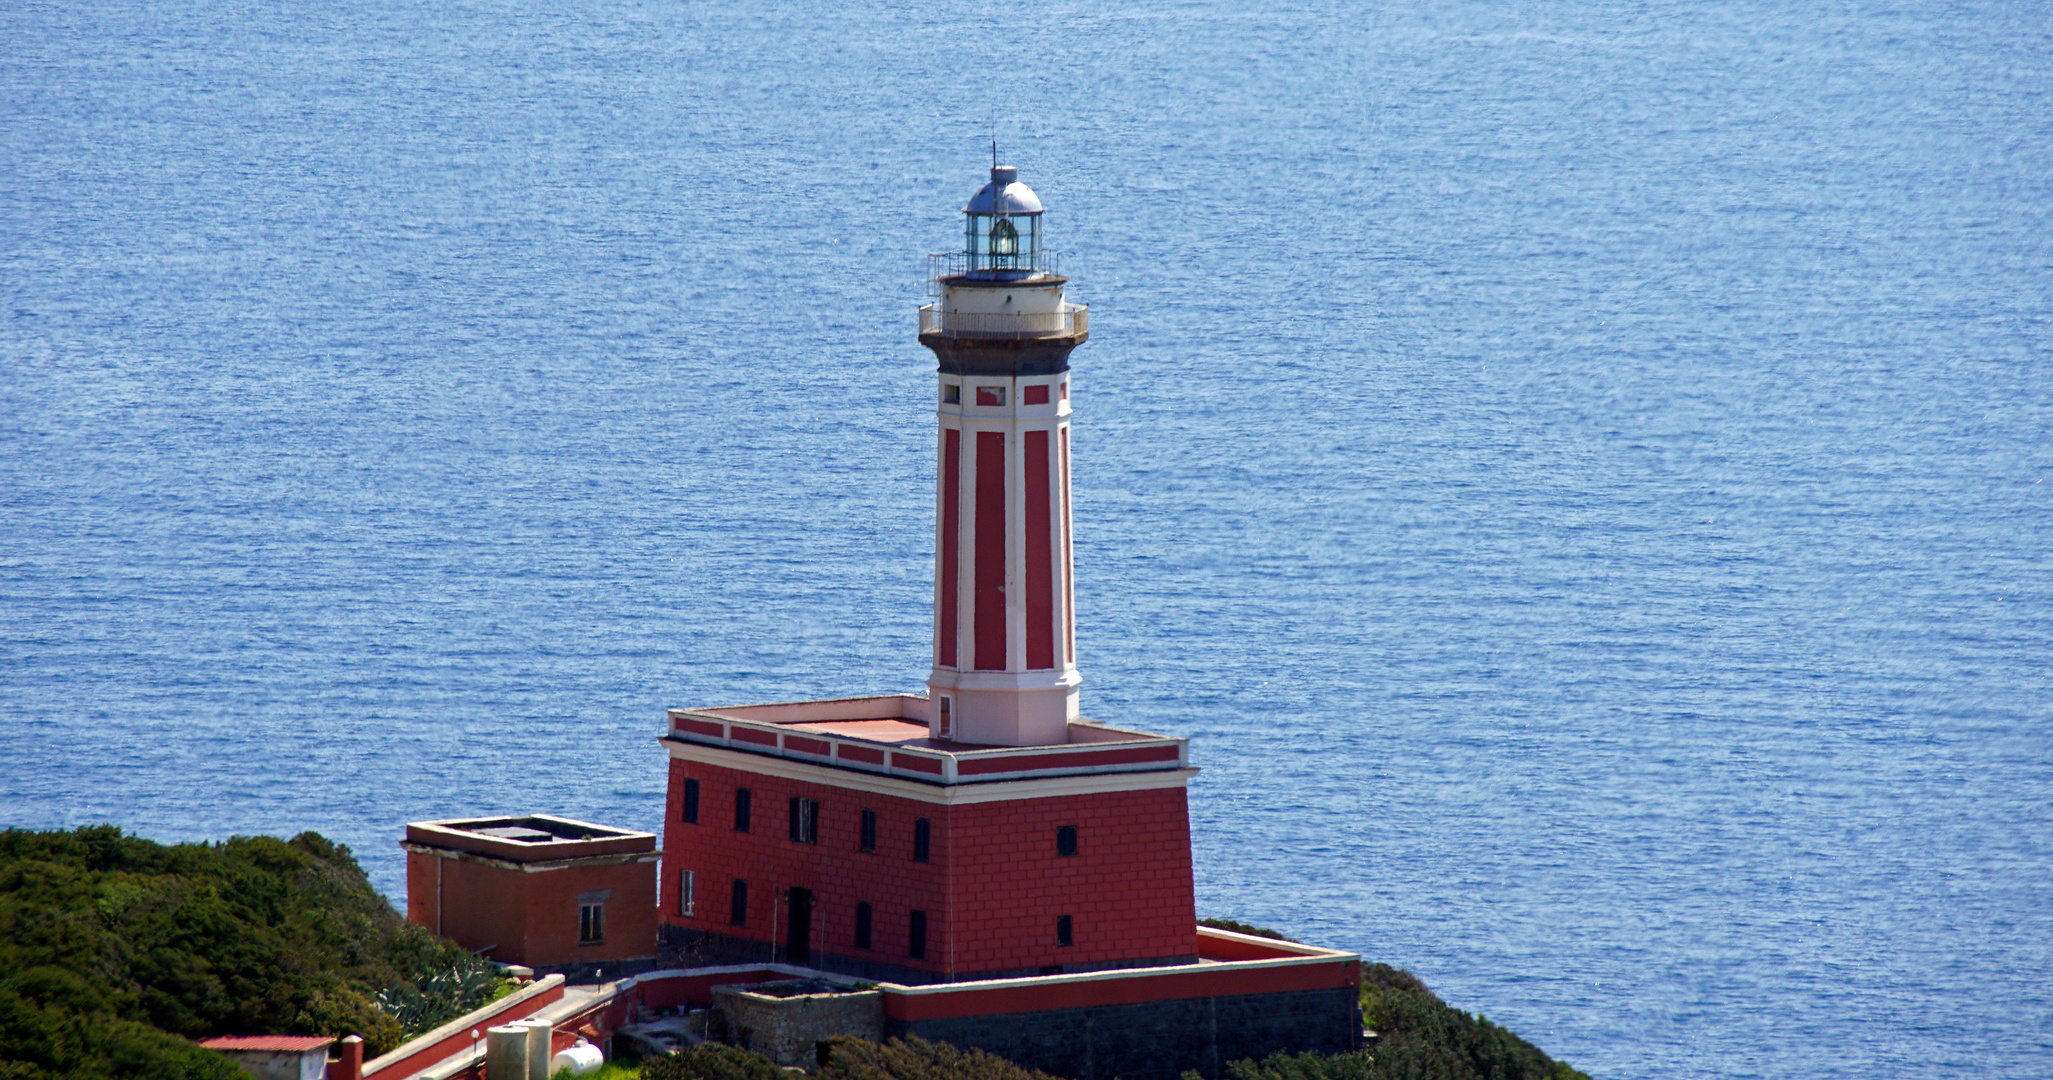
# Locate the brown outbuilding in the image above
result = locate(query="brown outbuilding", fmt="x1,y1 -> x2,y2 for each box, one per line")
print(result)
402,814 -> 658,978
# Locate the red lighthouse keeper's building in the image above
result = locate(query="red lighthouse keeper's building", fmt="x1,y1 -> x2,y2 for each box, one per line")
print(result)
659,166 -> 1200,983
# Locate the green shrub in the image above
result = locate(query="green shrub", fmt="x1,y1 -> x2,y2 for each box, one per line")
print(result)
1350,963 -> 1590,1080
639,1041 -> 784,1080
822,1035 -> 1065,1080
0,825 -> 504,1078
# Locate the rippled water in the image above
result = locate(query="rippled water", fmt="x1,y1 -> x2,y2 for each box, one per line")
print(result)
4,2 -> 2050,1077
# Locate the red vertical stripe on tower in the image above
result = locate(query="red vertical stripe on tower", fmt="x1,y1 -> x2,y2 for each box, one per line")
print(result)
939,427 -> 961,668
1024,430 -> 1054,669
1061,426 -> 1074,664
973,431 -> 1007,670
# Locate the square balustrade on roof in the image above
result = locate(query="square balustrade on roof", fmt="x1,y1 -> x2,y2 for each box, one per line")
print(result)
404,813 -> 657,863
663,694 -> 1193,786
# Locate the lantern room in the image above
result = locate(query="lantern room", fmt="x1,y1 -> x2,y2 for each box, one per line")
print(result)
963,165 -> 1045,278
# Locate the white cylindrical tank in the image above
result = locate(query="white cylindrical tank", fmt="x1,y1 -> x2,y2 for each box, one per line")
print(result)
484,1025 -> 528,1080
518,1020 -> 551,1080
548,1040 -> 604,1077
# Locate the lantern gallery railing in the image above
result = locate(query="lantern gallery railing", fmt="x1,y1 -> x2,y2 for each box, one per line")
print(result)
918,304 -> 1088,339
926,250 -> 1060,288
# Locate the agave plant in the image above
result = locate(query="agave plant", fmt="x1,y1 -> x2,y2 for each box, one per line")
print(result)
378,961 -> 505,1034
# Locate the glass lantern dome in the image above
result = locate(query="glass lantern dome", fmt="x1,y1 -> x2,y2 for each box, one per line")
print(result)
963,165 -> 1046,278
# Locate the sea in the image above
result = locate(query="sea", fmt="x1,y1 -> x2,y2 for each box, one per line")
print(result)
2,2 -> 2048,1077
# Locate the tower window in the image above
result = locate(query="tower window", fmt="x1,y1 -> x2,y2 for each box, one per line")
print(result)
913,818 -> 931,863
1056,825 -> 1078,857
1024,384 -> 1050,405
855,902 -> 873,949
789,797 -> 819,844
730,879 -> 749,927
579,902 -> 605,945
859,808 -> 877,853
976,386 -> 1005,407
679,870 -> 696,917
734,787 -> 751,832
1056,914 -> 1073,947
939,697 -> 952,739
943,384 -> 961,404
682,778 -> 699,824
909,910 -> 928,959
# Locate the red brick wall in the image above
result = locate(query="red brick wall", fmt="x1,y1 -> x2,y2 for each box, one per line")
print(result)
518,858 -> 657,966
660,758 -> 1194,979
417,855 -> 531,963
405,849 -> 440,931
407,850 -> 656,968
946,791 -> 1195,974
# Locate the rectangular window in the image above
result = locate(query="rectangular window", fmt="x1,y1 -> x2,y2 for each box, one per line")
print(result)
943,383 -> 961,404
913,818 -> 931,863
730,880 -> 748,927
1057,825 -> 1078,857
1056,914 -> 1073,947
679,870 -> 696,917
789,797 -> 819,844
854,902 -> 873,950
909,910 -> 927,960
1060,381 -> 1068,400
682,778 -> 700,824
734,787 -> 752,832
1024,384 -> 1050,405
859,808 -> 877,853
976,385 -> 1005,406
579,902 -> 605,945
939,697 -> 952,739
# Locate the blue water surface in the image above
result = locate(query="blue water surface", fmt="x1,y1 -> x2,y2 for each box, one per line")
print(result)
3,2 -> 2050,1077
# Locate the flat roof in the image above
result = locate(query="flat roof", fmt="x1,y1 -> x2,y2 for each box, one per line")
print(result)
667,694 -> 1194,788
404,813 -> 657,863
784,717 -> 963,747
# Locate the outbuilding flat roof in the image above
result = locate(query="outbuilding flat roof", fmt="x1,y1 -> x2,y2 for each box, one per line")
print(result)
404,813 -> 657,863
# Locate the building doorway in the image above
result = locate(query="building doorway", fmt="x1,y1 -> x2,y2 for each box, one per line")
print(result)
786,887 -> 812,964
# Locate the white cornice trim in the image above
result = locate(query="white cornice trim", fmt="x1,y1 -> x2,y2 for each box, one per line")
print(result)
661,739 -> 1196,805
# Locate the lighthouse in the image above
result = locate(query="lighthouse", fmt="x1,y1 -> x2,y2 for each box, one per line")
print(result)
654,164 -> 1198,984
918,164 -> 1089,747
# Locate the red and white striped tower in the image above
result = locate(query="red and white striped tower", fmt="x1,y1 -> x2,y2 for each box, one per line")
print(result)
918,165 -> 1089,747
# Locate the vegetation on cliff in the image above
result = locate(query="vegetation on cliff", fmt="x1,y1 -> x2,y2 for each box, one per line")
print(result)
0,825 -> 502,1080
639,1036 -> 1064,1080
1193,918 -> 1590,1080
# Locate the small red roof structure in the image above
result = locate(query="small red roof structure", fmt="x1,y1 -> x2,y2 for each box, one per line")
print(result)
199,1035 -> 336,1052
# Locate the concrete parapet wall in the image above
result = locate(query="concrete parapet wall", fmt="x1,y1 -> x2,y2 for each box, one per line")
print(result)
714,982 -> 885,1068
360,975 -> 564,1079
